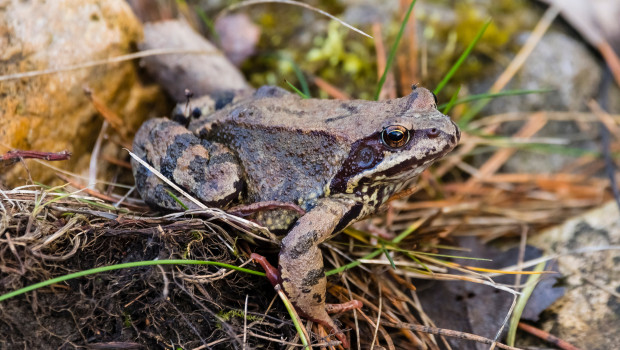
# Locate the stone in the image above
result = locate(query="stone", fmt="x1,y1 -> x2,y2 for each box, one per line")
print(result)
477,31 -> 603,174
0,0 -> 168,187
484,31 -> 602,114
139,20 -> 250,101
527,201 -> 620,350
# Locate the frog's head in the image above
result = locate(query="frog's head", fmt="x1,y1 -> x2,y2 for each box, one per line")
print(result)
329,86 -> 460,204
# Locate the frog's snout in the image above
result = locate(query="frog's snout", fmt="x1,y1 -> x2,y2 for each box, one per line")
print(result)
427,116 -> 460,147
451,120 -> 461,142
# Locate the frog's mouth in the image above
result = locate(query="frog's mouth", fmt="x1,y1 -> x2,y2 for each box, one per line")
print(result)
373,138 -> 456,180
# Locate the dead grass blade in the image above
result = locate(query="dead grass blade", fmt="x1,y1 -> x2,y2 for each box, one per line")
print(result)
0,48 -> 218,82
217,0 -> 372,39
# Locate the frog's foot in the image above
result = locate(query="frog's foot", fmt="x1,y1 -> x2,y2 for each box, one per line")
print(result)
307,301 -> 362,348
305,311 -> 350,349
250,253 -> 357,348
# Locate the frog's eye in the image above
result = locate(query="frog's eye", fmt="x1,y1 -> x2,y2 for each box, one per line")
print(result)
431,92 -> 438,106
381,125 -> 410,149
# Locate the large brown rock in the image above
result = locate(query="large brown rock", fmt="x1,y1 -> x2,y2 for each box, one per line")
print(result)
0,0 -> 168,187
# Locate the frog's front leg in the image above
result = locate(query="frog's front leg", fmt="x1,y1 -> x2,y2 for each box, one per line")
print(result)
132,118 -> 244,210
278,198 -> 362,347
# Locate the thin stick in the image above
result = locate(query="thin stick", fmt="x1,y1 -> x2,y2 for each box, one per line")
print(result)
243,294 -> 249,350
517,323 -> 582,350
1,150 -> 71,164
218,0 -> 372,39
370,291 -> 382,350
381,322 -> 524,350
0,48 -> 217,82
597,41 -> 620,87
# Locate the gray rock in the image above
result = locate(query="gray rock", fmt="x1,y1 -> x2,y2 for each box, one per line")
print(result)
476,31 -> 603,174
139,20 -> 251,102
484,31 -> 602,114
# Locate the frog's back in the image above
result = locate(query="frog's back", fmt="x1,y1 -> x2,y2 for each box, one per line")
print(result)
187,88 -> 356,210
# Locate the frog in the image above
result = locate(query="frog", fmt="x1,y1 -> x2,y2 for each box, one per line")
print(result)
131,85 -> 460,347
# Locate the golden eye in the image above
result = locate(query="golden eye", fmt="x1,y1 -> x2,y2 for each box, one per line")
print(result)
381,125 -> 410,149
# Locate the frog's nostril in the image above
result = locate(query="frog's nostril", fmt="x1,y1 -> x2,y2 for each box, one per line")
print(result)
427,128 -> 440,138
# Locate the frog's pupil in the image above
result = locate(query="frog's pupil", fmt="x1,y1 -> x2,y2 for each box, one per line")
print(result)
389,130 -> 403,141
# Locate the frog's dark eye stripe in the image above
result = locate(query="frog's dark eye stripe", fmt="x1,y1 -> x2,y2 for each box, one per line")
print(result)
381,125 -> 410,149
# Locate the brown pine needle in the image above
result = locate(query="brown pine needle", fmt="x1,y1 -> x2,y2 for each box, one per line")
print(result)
312,76 -> 351,100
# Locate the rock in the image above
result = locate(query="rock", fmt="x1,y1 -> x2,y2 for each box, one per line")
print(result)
526,201 -> 620,350
476,31 -> 603,174
139,20 -> 251,102
484,31 -> 602,114
341,0 -> 398,26
0,0 -> 168,188
215,14 -> 261,66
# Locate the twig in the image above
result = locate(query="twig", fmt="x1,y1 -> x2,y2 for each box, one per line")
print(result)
243,294 -> 249,350
55,173 -> 146,211
370,290 -> 382,350
381,322 -> 524,350
1,150 -> 71,165
0,48 -> 217,82
217,0 -> 372,39
517,322 -> 582,350
596,41 -> 620,88
312,76 -> 351,100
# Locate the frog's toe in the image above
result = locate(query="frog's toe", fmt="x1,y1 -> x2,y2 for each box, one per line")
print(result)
325,299 -> 363,314
307,309 -> 349,348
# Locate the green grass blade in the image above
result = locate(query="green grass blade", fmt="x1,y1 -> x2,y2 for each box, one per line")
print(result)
405,253 -> 433,274
289,59 -> 310,97
280,292 -> 310,348
407,251 -> 492,261
0,260 -> 265,302
437,88 -> 553,114
374,0 -> 417,100
434,18 -> 491,96
277,53 -> 311,97
195,6 -> 221,45
458,86 -> 553,126
463,134 -> 601,158
507,261 -> 546,346
285,79 -> 309,99
326,249 -> 383,276
166,189 -> 189,210
391,219 -> 422,244
442,85 -> 462,114
382,244 -> 397,270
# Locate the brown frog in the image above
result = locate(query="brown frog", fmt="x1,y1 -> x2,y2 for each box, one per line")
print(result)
131,85 -> 460,347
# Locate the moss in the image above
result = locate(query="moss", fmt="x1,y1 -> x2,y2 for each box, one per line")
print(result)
227,0 -> 533,102
216,309 -> 264,328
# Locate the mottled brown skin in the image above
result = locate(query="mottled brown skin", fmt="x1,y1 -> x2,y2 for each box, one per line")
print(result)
132,85 -> 460,347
